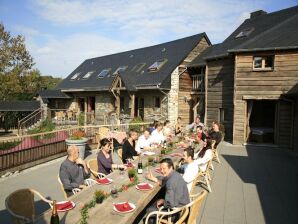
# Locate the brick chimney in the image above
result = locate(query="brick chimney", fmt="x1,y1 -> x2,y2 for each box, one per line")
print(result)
250,10 -> 267,19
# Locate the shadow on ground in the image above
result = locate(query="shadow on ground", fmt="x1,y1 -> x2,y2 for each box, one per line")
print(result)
222,145 -> 298,224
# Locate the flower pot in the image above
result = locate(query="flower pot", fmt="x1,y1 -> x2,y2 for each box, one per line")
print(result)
96,197 -> 104,204
65,137 -> 88,159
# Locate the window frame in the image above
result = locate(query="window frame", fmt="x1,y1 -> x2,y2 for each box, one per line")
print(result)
97,69 -> 111,78
82,71 -> 94,79
219,108 -> 225,123
112,66 -> 128,77
70,72 -> 81,80
148,59 -> 168,72
253,55 -> 274,71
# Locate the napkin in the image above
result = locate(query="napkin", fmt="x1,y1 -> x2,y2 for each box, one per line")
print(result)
96,178 -> 110,184
169,153 -> 183,157
137,183 -> 152,190
114,202 -> 133,212
125,163 -> 134,168
56,201 -> 73,210
155,168 -> 162,174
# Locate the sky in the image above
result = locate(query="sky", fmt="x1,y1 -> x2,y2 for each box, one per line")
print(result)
0,0 -> 297,78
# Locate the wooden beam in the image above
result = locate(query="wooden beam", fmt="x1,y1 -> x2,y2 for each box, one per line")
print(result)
130,93 -> 135,118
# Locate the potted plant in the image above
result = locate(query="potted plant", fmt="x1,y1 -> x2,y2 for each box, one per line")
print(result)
94,190 -> 106,204
147,156 -> 154,166
160,149 -> 166,155
65,129 -> 88,159
128,168 -> 137,182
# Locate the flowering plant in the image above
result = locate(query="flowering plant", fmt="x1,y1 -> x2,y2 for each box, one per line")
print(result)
69,130 -> 86,140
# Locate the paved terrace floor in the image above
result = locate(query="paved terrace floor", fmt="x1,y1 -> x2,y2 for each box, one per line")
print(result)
0,143 -> 297,224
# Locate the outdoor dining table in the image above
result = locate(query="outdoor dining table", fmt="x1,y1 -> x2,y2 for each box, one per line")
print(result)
35,146 -> 185,224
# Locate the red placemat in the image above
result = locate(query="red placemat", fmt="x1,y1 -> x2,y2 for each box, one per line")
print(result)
114,202 -> 133,212
96,178 -> 111,184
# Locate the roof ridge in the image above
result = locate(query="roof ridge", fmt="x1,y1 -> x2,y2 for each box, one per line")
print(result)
231,12 -> 298,51
85,33 -> 207,61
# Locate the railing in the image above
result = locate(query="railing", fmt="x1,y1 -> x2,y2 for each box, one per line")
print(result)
18,108 -> 43,135
0,122 -> 150,176
192,74 -> 205,92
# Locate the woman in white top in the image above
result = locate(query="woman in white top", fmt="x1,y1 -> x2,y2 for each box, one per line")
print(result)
150,122 -> 165,145
194,141 -> 213,172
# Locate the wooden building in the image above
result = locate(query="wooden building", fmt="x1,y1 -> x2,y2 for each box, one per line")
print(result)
188,6 -> 298,150
40,34 -> 211,125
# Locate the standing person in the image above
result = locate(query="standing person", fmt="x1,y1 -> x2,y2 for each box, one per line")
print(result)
182,147 -> 199,193
122,129 -> 139,163
150,122 -> 165,145
175,116 -> 183,136
146,158 -> 190,223
97,138 -> 126,175
135,129 -> 152,153
59,145 -> 90,197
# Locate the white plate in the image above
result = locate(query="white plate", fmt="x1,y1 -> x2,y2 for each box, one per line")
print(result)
135,183 -> 153,191
144,151 -> 156,156
56,201 -> 75,212
96,177 -> 113,185
113,202 -> 136,213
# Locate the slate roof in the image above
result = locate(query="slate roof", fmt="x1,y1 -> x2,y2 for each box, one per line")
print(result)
0,101 -> 40,111
58,33 -> 210,91
188,6 -> 298,66
38,89 -> 71,99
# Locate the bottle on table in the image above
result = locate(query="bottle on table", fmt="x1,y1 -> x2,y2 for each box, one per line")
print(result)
50,200 -> 60,224
137,158 -> 143,174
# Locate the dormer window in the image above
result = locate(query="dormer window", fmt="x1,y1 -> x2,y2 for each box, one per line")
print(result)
235,27 -> 254,38
83,71 -> 94,79
70,72 -> 80,80
97,69 -> 110,78
253,56 -> 274,71
148,59 -> 168,72
113,66 -> 127,76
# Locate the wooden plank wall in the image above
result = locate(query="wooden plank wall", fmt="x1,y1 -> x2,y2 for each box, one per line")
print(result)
178,37 -> 210,125
277,101 -> 293,147
206,57 -> 235,141
293,98 -> 298,151
233,51 -> 298,146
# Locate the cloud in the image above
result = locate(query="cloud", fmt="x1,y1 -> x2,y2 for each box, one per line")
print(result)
25,0 -> 268,77
13,25 -> 40,36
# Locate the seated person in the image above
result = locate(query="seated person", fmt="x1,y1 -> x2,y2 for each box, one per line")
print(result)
182,147 -> 199,193
150,122 -> 165,145
59,145 -> 90,197
187,115 -> 204,132
149,120 -> 158,134
97,138 -> 126,175
175,116 -> 183,136
135,129 -> 152,153
122,129 -> 139,163
163,120 -> 172,139
194,141 -> 213,171
146,158 -> 190,223
209,121 -> 222,148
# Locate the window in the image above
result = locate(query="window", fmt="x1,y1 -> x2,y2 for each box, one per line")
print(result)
70,72 -> 80,80
154,97 -> 161,108
113,66 -> 127,76
253,56 -> 274,70
97,69 -> 110,78
83,71 -> 94,79
235,27 -> 254,38
148,59 -> 167,72
219,108 -> 225,122
132,63 -> 146,72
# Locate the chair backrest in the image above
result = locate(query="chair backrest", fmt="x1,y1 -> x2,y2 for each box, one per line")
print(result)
117,148 -> 123,162
87,158 -> 106,179
175,207 -> 190,224
187,190 -> 208,224
5,188 -> 52,224
211,140 -> 216,150
57,174 -> 68,200
190,172 -> 201,195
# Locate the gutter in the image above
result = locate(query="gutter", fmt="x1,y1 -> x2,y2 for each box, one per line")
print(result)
228,46 -> 298,53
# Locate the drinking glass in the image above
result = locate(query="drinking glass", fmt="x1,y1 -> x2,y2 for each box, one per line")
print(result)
119,166 -> 124,175
110,185 -> 118,198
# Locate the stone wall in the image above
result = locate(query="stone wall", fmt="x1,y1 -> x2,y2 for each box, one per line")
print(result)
95,92 -> 115,124
167,67 -> 179,124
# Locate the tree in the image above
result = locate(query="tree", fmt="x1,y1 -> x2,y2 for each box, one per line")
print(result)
0,23 -> 34,100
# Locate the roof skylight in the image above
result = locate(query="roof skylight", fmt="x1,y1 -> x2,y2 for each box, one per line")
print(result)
70,72 -> 80,80
235,27 -> 254,38
113,66 -> 128,76
97,69 -> 110,78
83,71 -> 94,79
132,63 -> 146,72
148,59 -> 168,72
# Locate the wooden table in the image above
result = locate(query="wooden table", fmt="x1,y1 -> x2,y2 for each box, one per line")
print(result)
35,147 -> 184,224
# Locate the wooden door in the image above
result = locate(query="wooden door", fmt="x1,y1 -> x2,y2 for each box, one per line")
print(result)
276,100 -> 293,148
